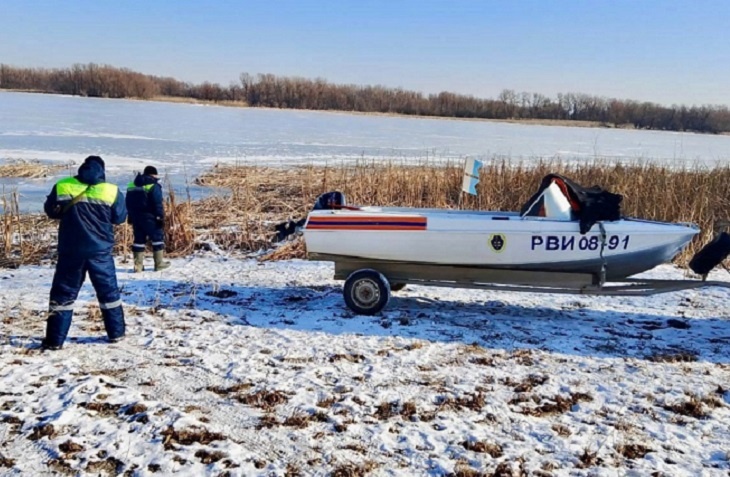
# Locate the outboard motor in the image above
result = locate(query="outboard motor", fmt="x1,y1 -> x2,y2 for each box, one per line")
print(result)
689,232 -> 730,277
273,217 -> 306,242
273,191 -> 348,242
313,191 -> 347,210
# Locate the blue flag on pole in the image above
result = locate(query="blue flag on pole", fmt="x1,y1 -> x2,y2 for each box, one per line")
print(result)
462,158 -> 483,195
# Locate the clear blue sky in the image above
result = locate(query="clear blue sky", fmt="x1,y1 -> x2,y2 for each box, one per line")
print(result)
1,0 -> 729,106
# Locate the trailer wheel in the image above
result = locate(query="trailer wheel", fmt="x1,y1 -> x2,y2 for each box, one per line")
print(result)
390,283 -> 406,292
344,269 -> 391,315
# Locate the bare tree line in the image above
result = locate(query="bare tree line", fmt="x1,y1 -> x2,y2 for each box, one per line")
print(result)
2,63 -> 729,134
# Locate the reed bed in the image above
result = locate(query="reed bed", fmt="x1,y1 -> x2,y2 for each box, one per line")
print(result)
0,160 -> 71,178
0,191 -> 56,267
4,159 -> 730,268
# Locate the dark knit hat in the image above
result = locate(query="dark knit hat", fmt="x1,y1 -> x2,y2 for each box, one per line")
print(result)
143,166 -> 158,176
84,155 -> 105,169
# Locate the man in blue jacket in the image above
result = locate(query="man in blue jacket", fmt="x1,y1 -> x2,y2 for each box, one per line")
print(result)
125,165 -> 170,272
42,155 -> 127,350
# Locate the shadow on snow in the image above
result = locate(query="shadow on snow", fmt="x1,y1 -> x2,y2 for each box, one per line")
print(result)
113,277 -> 730,364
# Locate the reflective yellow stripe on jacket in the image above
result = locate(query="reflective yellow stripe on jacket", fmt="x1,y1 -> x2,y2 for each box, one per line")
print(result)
127,182 -> 154,193
57,177 -> 118,205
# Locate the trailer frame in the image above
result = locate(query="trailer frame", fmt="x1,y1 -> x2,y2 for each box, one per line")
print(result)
308,253 -> 730,315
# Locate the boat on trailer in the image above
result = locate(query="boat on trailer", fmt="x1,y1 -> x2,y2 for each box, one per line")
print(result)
302,176 -> 730,315
306,209 -> 697,281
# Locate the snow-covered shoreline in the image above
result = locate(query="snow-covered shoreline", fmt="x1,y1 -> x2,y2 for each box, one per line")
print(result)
1,256 -> 729,476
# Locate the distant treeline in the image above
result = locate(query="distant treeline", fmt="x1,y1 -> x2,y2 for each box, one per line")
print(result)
2,63 -> 730,134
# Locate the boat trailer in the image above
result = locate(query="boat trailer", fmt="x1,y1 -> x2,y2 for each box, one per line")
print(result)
309,253 -> 730,315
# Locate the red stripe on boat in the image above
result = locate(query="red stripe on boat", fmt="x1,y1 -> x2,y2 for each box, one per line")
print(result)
306,224 -> 427,231
306,216 -> 427,231
310,216 -> 426,223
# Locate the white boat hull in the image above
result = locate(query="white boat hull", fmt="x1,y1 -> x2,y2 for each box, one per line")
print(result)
304,207 -> 699,280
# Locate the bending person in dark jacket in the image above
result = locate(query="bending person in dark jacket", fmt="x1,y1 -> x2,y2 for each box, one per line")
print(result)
42,155 -> 127,350
125,165 -> 170,272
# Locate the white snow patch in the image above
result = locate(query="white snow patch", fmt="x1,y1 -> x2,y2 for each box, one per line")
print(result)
1,256 -> 729,475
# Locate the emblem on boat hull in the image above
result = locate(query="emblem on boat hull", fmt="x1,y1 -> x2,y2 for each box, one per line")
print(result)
489,233 -> 506,253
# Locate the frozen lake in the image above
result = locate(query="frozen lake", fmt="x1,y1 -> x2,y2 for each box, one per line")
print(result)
2,91 -> 730,210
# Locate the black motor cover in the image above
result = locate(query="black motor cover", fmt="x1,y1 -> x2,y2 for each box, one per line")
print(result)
313,191 -> 346,210
689,232 -> 730,276
273,191 -> 348,242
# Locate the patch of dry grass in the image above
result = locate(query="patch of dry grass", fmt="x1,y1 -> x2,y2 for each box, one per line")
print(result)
1,191 -> 56,267
27,423 -> 56,441
576,448 -> 600,468
512,374 -> 550,393
615,443 -> 653,459
461,440 -> 503,457
512,392 -> 593,417
329,353 -> 366,363
329,461 -> 378,477
0,159 -> 70,178
58,440 -> 85,454
159,426 -> 226,449
435,391 -> 487,413
237,389 -> 290,410
77,401 -> 123,417
0,454 -> 16,468
647,351 -> 698,363
205,382 -> 254,396
661,393 -> 722,419
317,396 -> 337,408
85,457 -> 124,475
194,448 -> 227,464
258,237 -> 306,262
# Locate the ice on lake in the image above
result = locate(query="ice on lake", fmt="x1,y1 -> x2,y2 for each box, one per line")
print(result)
2,91 -> 730,210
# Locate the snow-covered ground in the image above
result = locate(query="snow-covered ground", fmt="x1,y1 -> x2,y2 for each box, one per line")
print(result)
1,254 -> 729,476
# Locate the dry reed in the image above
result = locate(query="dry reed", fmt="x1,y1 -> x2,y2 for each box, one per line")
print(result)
0,190 -> 56,267
0,160 -> 71,179
4,160 -> 730,267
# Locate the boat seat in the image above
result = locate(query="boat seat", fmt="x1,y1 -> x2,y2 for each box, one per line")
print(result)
522,181 -> 575,220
